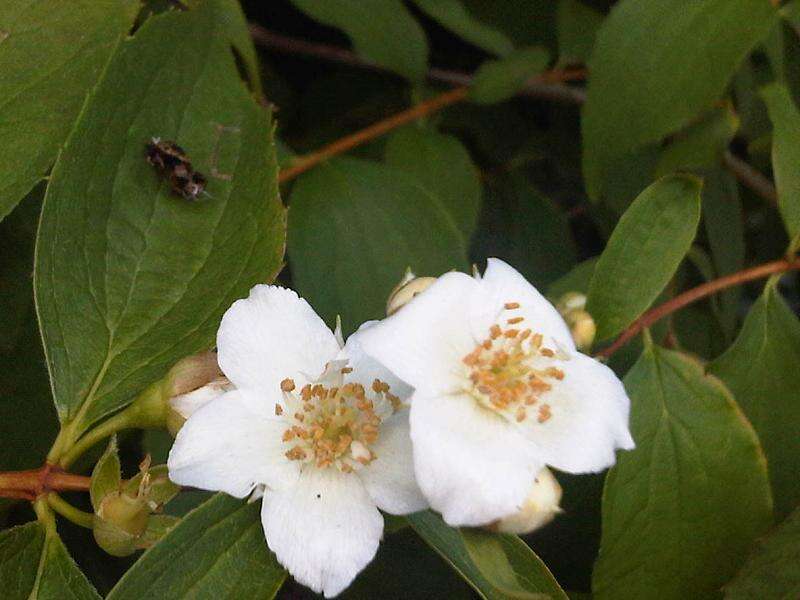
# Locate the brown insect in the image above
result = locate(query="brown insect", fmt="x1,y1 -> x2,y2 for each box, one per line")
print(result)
145,137 -> 209,201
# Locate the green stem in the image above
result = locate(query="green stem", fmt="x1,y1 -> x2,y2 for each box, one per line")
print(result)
58,411 -> 133,469
33,496 -> 57,533
47,493 -> 94,529
58,379 -> 168,469
46,424 -> 75,464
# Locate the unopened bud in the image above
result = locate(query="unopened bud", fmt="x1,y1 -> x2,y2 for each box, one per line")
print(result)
566,309 -> 596,351
166,376 -> 233,436
120,352 -> 224,432
167,351 -> 224,397
556,291 -> 586,312
161,351 -> 227,436
555,292 -> 596,351
386,270 -> 437,316
488,467 -> 562,535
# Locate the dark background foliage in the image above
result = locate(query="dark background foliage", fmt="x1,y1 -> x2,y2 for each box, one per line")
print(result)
2,0 -> 799,598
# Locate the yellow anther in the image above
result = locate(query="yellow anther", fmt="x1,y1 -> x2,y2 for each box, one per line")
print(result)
276,361 -> 394,472
462,303 -> 566,426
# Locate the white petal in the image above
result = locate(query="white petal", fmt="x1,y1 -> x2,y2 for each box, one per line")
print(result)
355,272 -> 479,396
517,352 -> 634,473
358,410 -> 428,514
168,390 -> 299,496
217,285 -> 340,394
474,258 -> 576,351
169,377 -> 233,419
410,393 -> 543,527
261,468 -> 383,598
339,323 -> 413,402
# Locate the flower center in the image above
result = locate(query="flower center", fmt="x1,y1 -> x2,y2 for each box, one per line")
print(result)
276,364 -> 402,472
462,301 -> 567,424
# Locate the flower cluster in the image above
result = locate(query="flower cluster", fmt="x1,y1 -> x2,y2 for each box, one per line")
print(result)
167,259 -> 634,597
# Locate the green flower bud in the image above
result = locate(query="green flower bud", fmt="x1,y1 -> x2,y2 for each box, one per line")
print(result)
123,351 -> 224,434
91,452 -> 180,556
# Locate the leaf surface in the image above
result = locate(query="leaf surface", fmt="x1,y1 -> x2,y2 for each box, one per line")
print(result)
593,346 -> 773,599
107,494 -> 285,599
586,175 -> 702,341
0,0 -> 139,220
34,0 -> 285,431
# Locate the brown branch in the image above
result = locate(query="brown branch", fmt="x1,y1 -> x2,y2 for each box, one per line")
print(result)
722,150 -> 778,206
276,65 -> 588,184
278,86 -> 470,182
249,24 -> 587,105
0,464 -> 91,500
597,258 -> 800,358
252,26 -> 786,205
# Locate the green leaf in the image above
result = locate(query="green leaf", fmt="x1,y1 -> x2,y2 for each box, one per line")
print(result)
461,529 -> 566,600
90,437 -> 121,512
471,47 -> 550,104
0,521 -> 100,599
556,0 -> 603,66
34,0 -> 285,432
474,172 -> 577,287
702,170 -> 744,339
408,511 -> 567,600
0,0 -> 139,221
593,346 -> 773,600
586,175 -> 702,341
459,1 -> 556,49
137,515 -> 181,549
724,506 -> 800,599
582,0 -> 777,200
384,126 -> 481,238
410,0 -> 513,56
709,282 -> 800,519
546,258 -> 597,300
761,82 -> 800,239
212,0 -> 264,97
288,0 -> 428,81
107,494 -> 285,599
288,157 -> 468,334
654,103 -> 740,178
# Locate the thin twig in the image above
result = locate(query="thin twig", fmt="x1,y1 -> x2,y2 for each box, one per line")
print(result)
278,87 -> 469,182
275,65 -> 588,183
249,24 -> 587,105
722,150 -> 778,206
597,258 -> 800,358
0,464 -> 91,499
251,26 -> 784,204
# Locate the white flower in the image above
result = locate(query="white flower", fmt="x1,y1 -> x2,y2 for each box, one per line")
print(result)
356,258 -> 634,527
167,286 -> 427,597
